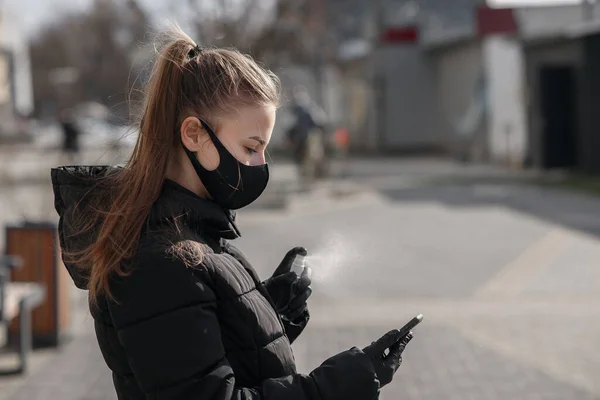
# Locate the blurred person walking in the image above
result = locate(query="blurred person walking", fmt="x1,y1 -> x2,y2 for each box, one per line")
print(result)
51,28 -> 414,400
287,86 -> 328,188
58,108 -> 81,164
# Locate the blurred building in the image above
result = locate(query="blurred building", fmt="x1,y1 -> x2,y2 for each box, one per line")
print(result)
423,2 -> 600,173
315,0 -> 486,153
372,0 -> 487,153
0,7 -> 34,137
518,3 -> 600,173
423,3 -> 522,165
0,8 -> 33,117
307,0 -> 600,174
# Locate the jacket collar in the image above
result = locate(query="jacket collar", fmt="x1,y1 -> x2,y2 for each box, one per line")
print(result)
51,165 -> 241,242
151,179 -> 241,240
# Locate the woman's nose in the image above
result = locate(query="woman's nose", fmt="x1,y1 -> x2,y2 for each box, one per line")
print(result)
254,152 -> 266,165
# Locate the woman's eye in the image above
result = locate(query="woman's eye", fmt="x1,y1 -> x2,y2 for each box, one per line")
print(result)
245,147 -> 258,154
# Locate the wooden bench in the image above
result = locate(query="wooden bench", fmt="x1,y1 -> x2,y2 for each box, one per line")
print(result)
0,255 -> 46,375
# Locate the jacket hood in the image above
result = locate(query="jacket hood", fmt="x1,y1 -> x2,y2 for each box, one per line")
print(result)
51,165 -> 240,290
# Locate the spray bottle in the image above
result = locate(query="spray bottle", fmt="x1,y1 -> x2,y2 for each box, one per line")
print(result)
290,253 -> 306,278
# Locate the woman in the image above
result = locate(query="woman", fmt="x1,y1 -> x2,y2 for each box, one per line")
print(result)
51,29 -> 414,400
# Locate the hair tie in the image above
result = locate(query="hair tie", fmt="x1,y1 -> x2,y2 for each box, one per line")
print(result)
188,44 -> 202,60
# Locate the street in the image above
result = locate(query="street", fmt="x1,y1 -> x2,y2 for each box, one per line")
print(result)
1,154 -> 599,399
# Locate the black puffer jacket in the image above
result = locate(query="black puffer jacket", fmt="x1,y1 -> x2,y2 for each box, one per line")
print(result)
51,166 -> 380,400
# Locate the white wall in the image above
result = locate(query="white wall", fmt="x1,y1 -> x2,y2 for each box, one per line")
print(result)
1,8 -> 34,116
483,35 -> 528,165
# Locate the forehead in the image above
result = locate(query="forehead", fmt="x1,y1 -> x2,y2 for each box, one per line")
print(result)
223,105 -> 275,137
240,105 -> 274,124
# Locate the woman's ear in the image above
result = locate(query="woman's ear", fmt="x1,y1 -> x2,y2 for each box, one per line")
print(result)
181,116 -> 220,171
180,117 -> 205,152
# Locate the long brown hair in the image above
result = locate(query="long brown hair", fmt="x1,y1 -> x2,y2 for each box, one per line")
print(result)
71,27 -> 280,301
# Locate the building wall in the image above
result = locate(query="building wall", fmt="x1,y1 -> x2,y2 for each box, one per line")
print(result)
483,35 -> 528,166
524,40 -> 583,168
420,0 -> 482,47
325,0 -> 488,153
0,9 -> 33,117
343,70 -> 373,150
516,4 -> 600,42
322,65 -> 344,128
378,44 -> 444,150
432,40 -> 486,160
330,58 -> 378,152
0,15 -> 11,122
0,53 -> 10,108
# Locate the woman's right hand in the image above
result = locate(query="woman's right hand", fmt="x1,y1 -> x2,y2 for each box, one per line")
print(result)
363,329 -> 414,388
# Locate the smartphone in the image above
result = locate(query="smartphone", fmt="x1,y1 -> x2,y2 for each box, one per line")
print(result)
398,314 -> 423,338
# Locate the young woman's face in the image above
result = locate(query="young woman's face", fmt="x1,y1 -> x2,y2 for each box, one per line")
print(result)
182,104 -> 275,171
214,104 -> 275,166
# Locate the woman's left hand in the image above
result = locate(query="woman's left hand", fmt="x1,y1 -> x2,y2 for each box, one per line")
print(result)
264,247 -> 313,321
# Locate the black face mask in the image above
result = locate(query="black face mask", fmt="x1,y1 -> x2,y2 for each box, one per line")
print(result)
182,119 -> 269,210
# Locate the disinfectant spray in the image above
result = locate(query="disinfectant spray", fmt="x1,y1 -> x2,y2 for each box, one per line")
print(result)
290,253 -> 306,278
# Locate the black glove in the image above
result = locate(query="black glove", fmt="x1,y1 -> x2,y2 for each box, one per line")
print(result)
264,247 -> 312,321
363,329 -> 414,388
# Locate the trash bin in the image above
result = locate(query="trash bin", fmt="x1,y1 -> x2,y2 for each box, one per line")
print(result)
5,221 -> 71,347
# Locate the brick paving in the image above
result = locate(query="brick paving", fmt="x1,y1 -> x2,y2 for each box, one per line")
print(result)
297,323 -> 598,400
7,326 -> 115,400
1,155 -> 600,399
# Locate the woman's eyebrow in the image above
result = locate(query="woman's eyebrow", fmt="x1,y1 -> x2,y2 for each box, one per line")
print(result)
249,136 -> 266,145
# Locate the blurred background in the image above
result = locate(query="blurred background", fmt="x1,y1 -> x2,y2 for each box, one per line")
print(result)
1,0 -> 600,399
